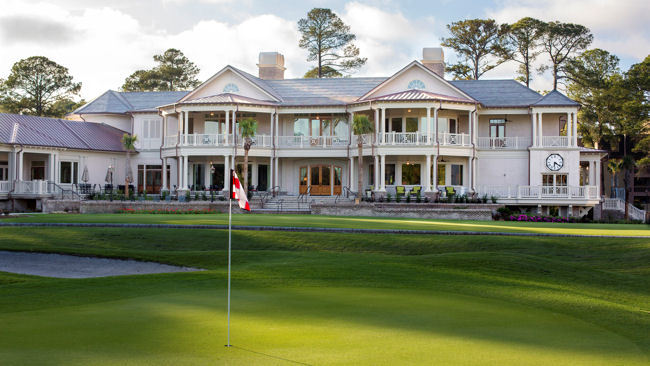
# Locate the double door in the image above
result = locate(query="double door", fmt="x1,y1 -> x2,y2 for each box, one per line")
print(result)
300,165 -> 342,196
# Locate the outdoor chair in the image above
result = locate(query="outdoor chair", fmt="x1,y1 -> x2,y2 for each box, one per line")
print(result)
165,195 -> 171,202
445,186 -> 456,197
409,186 -> 421,197
396,186 -> 406,197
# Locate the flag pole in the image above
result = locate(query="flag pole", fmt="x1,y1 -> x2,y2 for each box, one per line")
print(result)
227,167 -> 233,347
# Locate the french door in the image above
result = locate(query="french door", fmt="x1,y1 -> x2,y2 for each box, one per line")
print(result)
299,165 -> 342,195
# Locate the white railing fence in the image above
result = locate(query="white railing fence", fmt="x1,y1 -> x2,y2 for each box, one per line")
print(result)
542,136 -> 569,147
237,134 -> 272,148
164,135 -> 178,147
382,132 -> 428,145
477,136 -> 531,149
476,185 -> 599,200
0,181 -> 11,193
14,180 -> 50,194
602,198 -> 647,222
278,135 -> 349,148
439,132 -> 470,146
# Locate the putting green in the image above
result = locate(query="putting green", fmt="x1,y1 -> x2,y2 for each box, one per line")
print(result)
0,286 -> 645,366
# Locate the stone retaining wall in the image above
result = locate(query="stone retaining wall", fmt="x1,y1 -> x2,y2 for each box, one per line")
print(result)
311,203 -> 501,220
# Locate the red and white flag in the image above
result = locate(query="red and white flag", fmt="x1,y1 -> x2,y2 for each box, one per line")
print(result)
231,171 -> 250,211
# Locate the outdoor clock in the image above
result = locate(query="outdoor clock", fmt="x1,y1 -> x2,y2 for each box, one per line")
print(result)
545,154 -> 564,171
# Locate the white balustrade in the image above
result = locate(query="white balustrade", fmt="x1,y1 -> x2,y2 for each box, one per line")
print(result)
439,132 -> 470,146
278,135 -> 349,148
164,135 -> 178,147
14,180 -> 50,194
237,134 -> 272,148
0,181 -> 11,193
542,136 -> 569,147
477,136 -> 531,149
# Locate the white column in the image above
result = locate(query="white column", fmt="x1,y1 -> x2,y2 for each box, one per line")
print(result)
468,157 -> 473,191
252,162 -> 258,188
380,107 -> 386,144
274,157 -> 279,191
595,159 -> 601,196
274,113 -> 279,146
571,113 -> 578,146
424,154 -> 432,192
16,150 -> 24,181
374,155 -> 379,190
182,155 -> 189,190
433,108 -> 439,144
232,110 -> 237,145
204,162 -> 211,189
349,157 -> 355,191
432,156 -> 438,191
468,110 -> 473,144
162,158 -> 168,191
426,107 -> 431,144
225,109 -> 230,145
531,112 -> 537,147
269,157 -> 274,190
183,111 -> 189,135
224,155 -> 230,192
538,113 -> 543,147
380,154 -> 386,191
374,108 -> 380,144
48,153 -> 55,181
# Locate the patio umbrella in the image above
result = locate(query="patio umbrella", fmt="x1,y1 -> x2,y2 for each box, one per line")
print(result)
81,166 -> 89,183
105,166 -> 113,184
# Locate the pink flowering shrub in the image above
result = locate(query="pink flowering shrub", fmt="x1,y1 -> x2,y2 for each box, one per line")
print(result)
506,214 -> 576,223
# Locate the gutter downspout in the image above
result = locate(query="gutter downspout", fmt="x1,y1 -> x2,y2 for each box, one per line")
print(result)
9,144 -> 24,212
470,104 -> 478,193
174,105 -> 181,191
158,110 -> 166,192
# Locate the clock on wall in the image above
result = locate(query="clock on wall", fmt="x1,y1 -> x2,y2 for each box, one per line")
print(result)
545,154 -> 564,171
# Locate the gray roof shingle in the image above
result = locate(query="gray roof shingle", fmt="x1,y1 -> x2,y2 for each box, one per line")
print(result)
73,90 -> 189,114
532,90 -> 580,107
449,79 -> 543,107
265,77 -> 386,106
0,113 -> 127,152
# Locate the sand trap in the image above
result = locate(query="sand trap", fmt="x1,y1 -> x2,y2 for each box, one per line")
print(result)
0,251 -> 202,278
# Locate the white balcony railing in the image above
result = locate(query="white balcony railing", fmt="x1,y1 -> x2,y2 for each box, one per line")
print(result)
382,132 -> 429,145
164,135 -> 178,147
477,136 -> 531,150
236,134 -> 272,148
14,180 -> 51,195
439,132 -> 471,146
0,181 -> 11,193
278,135 -> 349,148
541,136 -> 569,147
351,134 -> 373,146
476,185 -> 599,200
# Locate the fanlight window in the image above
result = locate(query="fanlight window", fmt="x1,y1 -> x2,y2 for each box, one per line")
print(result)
407,79 -> 425,90
223,83 -> 239,93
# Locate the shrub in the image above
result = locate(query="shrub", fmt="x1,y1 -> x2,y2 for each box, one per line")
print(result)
406,194 -> 411,203
386,193 -> 392,202
505,214 -> 576,223
416,191 -> 421,203
490,195 -> 497,203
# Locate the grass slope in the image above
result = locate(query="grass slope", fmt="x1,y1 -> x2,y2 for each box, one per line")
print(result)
3,213 -> 650,236
0,224 -> 648,365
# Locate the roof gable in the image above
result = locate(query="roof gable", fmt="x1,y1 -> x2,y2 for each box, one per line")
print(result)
74,90 -> 132,114
179,66 -> 280,104
532,90 -> 579,107
359,61 -> 475,102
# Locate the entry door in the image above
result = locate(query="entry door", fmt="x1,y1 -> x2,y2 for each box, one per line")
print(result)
310,165 -> 331,195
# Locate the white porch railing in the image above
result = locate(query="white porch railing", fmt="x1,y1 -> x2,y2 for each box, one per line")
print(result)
278,135 -> 349,148
541,136 -> 569,147
0,181 -> 11,193
477,136 -> 531,150
14,180 -> 51,195
237,134 -> 272,148
602,198 -> 647,222
182,134 -> 228,147
476,185 -> 599,200
439,133 -> 471,146
351,134 -> 373,146
382,132 -> 429,145
164,135 -> 178,147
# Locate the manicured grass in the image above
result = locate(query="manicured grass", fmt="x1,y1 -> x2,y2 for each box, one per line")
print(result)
0,225 -> 648,365
3,212 -> 650,236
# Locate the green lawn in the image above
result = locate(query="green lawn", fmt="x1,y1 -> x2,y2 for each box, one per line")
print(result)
4,213 -> 650,236
0,221 -> 648,365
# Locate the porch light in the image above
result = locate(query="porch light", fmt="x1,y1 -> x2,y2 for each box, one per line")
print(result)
407,109 -> 411,113
210,112 -> 214,116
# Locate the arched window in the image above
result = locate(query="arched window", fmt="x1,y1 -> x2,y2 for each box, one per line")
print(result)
407,79 -> 426,90
223,83 -> 239,93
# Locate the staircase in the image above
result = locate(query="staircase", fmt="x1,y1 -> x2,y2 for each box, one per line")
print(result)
254,195 -> 354,214
602,198 -> 647,222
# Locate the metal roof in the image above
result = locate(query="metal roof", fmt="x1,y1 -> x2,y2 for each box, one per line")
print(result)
182,93 -> 277,106
0,113 -> 128,152
532,90 -> 580,107
449,79 -> 543,108
365,89 -> 474,103
73,90 -> 189,114
265,77 -> 386,106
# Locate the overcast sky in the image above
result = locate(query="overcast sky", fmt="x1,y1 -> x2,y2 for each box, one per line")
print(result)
0,0 -> 647,99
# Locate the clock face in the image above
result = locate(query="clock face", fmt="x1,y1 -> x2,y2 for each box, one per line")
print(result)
546,154 -> 564,171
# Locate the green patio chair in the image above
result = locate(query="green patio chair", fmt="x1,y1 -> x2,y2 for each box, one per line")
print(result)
396,186 -> 406,198
410,186 -> 421,197
445,186 -> 456,197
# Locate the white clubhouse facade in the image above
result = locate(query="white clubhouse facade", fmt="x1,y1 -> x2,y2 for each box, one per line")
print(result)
1,48 -> 606,216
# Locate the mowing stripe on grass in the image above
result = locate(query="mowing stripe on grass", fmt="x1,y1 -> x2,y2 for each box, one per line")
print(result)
1,222 -> 649,238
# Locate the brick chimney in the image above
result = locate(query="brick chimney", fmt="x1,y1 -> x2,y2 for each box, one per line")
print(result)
257,52 -> 286,80
421,47 -> 445,78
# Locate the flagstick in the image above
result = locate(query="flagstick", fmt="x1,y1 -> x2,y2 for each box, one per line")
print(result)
226,169 -> 233,347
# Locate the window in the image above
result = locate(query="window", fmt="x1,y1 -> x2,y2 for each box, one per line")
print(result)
580,162 -> 590,185
385,164 -> 395,185
293,118 -> 309,136
559,116 -> 567,136
369,164 -> 375,186
451,164 -> 463,186
437,164 -> 446,186
332,118 -> 348,138
0,161 -> 7,181
300,167 -> 308,186
407,79 -> 426,89
449,119 -> 457,134
489,119 -> 505,138
391,118 -> 402,132
402,163 -> 421,185
542,174 -> 568,195
204,121 -> 220,134
31,161 -> 45,180
142,119 -> 161,139
334,166 -> 342,186
59,161 -> 78,184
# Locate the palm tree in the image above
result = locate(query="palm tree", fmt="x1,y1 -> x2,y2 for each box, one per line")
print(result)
607,158 -> 622,197
121,134 -> 137,197
239,117 -> 257,195
352,114 -> 373,201
620,155 -> 636,220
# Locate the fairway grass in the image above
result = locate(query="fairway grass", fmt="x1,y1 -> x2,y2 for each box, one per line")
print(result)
3,212 -> 650,236
0,224 -> 648,365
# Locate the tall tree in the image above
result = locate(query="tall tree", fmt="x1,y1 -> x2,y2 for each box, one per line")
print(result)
121,134 -> 137,197
441,19 -> 510,80
352,114 -> 373,201
565,48 -> 622,149
538,21 -> 593,90
0,56 -> 81,116
298,8 -> 367,78
239,117 -> 258,195
303,66 -> 342,78
122,49 -> 201,91
504,17 -> 545,87
626,55 -> 650,167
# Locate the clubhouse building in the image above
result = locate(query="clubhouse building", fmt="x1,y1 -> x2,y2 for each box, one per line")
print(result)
1,48 -> 608,216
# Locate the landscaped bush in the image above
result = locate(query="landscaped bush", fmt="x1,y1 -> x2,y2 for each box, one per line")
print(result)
505,214 -> 576,223
117,208 -> 218,214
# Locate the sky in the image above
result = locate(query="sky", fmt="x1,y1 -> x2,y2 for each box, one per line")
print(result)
0,0 -> 648,100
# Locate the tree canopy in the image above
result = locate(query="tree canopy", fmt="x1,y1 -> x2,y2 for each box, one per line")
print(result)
0,56 -> 81,117
298,8 -> 366,78
503,17 -> 545,87
539,21 -> 593,90
441,19 -> 509,80
122,49 -> 201,91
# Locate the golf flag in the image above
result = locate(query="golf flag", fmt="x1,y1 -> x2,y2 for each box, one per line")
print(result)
231,170 -> 250,211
